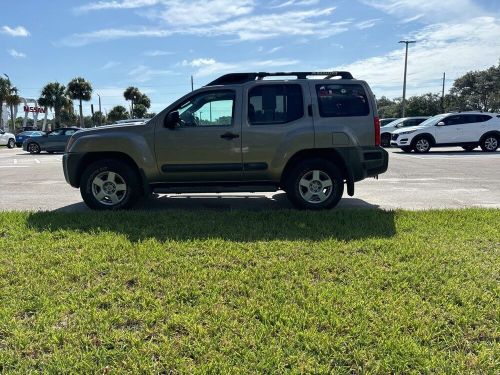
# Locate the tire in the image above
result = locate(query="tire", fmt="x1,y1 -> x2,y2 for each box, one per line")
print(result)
401,146 -> 412,153
80,159 -> 142,210
480,135 -> 498,152
28,142 -> 41,154
413,136 -> 432,153
7,138 -> 15,148
285,158 -> 344,210
381,133 -> 391,148
462,145 -> 475,152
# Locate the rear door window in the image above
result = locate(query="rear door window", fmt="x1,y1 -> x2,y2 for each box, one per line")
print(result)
316,84 -> 370,117
248,84 -> 303,125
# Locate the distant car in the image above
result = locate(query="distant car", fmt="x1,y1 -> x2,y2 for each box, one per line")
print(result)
15,131 -> 45,147
17,126 -> 40,134
391,112 -> 500,153
0,129 -> 16,148
380,118 -> 399,127
23,127 -> 80,154
381,117 -> 428,147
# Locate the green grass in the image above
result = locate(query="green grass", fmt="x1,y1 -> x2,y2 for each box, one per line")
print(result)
0,209 -> 499,374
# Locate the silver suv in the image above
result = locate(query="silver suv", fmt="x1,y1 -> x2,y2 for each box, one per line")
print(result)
63,71 -> 389,210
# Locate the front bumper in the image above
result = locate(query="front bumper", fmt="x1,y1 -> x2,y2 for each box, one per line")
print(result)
390,133 -> 411,148
63,153 -> 85,188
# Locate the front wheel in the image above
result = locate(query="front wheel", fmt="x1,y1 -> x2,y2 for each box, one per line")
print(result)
285,159 -> 344,210
401,146 -> 412,153
7,138 -> 15,148
413,137 -> 432,153
480,135 -> 498,152
80,159 -> 142,210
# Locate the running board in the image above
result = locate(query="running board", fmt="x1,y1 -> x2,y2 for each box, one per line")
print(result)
152,184 -> 279,194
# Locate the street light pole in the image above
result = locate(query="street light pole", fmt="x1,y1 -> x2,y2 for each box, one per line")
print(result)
97,94 -> 102,126
399,40 -> 416,117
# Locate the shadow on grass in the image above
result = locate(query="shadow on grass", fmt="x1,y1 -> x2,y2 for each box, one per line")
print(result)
26,206 -> 396,242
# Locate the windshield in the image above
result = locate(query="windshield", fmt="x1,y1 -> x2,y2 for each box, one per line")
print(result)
382,118 -> 404,127
417,114 -> 447,127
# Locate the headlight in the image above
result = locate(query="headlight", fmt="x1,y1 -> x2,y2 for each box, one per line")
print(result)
399,130 -> 416,135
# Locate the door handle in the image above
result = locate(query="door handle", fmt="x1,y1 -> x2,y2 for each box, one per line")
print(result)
220,132 -> 239,140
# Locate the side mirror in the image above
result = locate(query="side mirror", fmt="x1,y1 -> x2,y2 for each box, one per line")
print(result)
164,111 -> 180,129
395,123 -> 402,128
436,121 -> 445,126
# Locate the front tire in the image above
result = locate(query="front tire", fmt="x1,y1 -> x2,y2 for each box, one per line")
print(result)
80,159 -> 142,210
401,146 -> 412,153
413,137 -> 432,153
7,138 -> 15,148
285,158 -> 344,210
28,143 -> 41,154
480,135 -> 498,152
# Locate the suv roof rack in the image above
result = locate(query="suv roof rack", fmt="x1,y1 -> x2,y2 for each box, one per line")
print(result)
206,71 -> 354,86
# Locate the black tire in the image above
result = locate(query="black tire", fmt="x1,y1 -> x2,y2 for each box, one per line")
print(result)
80,159 -> 142,210
285,158 -> 344,210
462,145 -> 475,152
28,142 -> 41,154
7,138 -> 15,148
480,135 -> 498,152
412,136 -> 432,153
401,146 -> 412,153
381,133 -> 391,147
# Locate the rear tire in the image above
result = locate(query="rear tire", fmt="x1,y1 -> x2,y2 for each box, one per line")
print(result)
28,143 -> 41,154
413,136 -> 432,153
285,158 -> 344,210
480,135 -> 498,152
80,159 -> 142,210
7,139 -> 15,148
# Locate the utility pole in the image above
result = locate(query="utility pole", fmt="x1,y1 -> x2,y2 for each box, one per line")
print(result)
191,75 -> 194,92
399,40 -> 416,117
441,72 -> 446,113
97,94 -> 102,126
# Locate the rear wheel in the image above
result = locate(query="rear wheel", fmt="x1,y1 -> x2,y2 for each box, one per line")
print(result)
80,159 -> 142,210
285,158 -> 344,210
28,143 -> 41,154
7,138 -> 15,148
480,135 -> 498,152
413,137 -> 432,153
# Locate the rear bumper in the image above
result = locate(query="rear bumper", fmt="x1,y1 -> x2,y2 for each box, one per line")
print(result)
361,146 -> 389,178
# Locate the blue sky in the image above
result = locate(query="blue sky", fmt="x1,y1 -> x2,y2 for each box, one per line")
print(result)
1,0 -> 499,116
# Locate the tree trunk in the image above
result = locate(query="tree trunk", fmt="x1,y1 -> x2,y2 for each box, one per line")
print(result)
0,101 -> 3,129
42,107 -> 48,131
9,105 -> 15,133
79,99 -> 84,128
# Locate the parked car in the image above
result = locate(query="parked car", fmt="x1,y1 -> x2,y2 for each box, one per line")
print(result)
63,71 -> 388,210
15,130 -> 45,147
381,117 -> 428,147
391,112 -> 500,153
23,127 -> 80,154
0,129 -> 16,148
380,118 -> 399,127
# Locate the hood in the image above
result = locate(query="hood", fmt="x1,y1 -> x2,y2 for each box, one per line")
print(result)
392,125 -> 424,134
76,122 -> 146,136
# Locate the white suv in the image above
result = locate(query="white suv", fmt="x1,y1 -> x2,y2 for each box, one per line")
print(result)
391,112 -> 500,153
0,129 -> 16,148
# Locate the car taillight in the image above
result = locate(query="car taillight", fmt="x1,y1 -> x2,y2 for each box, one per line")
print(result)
374,116 -> 381,146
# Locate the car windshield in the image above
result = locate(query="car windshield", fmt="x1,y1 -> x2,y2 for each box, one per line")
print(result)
382,118 -> 404,127
416,114 -> 447,127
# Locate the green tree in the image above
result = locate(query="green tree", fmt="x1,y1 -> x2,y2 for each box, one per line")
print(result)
376,96 -> 402,118
405,93 -> 442,117
136,93 -> 151,109
39,82 -> 70,129
92,111 -> 106,126
132,104 -> 147,118
60,108 -> 78,126
0,77 -> 12,129
5,87 -> 21,132
108,105 -> 129,123
123,87 -> 140,117
67,77 -> 93,128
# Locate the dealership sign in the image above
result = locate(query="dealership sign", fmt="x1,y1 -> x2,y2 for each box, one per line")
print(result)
24,105 -> 46,114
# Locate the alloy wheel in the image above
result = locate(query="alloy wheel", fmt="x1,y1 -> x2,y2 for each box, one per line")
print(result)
92,171 -> 128,206
298,169 -> 333,204
484,137 -> 498,151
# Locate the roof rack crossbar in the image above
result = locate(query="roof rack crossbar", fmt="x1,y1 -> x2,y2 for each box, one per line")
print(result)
206,71 -> 353,86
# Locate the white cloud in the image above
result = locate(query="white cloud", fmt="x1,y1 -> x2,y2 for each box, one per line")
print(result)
60,28 -> 172,47
271,0 -> 320,8
101,61 -> 121,69
355,18 -> 380,30
128,65 -> 178,82
1,25 -> 30,37
76,0 -> 160,12
182,57 -> 299,77
143,49 -> 174,56
331,16 -> 500,98
8,49 -> 26,58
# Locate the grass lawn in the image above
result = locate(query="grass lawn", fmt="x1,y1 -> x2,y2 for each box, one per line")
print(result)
0,209 -> 499,373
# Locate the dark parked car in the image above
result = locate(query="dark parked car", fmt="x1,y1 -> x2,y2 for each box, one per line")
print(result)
15,131 -> 45,147
23,127 -> 80,154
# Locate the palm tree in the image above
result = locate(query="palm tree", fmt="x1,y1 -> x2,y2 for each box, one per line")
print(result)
39,82 -> 70,129
5,87 -> 21,132
0,77 -> 11,129
67,77 -> 92,128
37,96 -> 50,131
123,86 -> 140,118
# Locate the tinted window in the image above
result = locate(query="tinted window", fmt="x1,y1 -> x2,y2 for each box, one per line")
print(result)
65,129 -> 77,136
443,115 -> 465,125
174,90 -> 235,127
49,129 -> 64,136
316,84 -> 369,117
248,84 -> 303,125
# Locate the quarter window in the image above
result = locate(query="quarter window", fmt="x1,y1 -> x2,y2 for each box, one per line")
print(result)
174,90 -> 235,127
248,84 -> 304,125
316,84 -> 370,117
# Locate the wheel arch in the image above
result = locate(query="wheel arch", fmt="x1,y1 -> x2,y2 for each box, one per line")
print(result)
479,130 -> 500,142
412,133 -> 436,146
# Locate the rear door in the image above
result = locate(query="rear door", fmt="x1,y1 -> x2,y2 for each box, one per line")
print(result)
241,82 -> 312,181
154,88 -> 243,182
45,129 -> 66,150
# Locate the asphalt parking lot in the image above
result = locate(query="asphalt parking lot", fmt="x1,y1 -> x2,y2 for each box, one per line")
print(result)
0,146 -> 499,211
